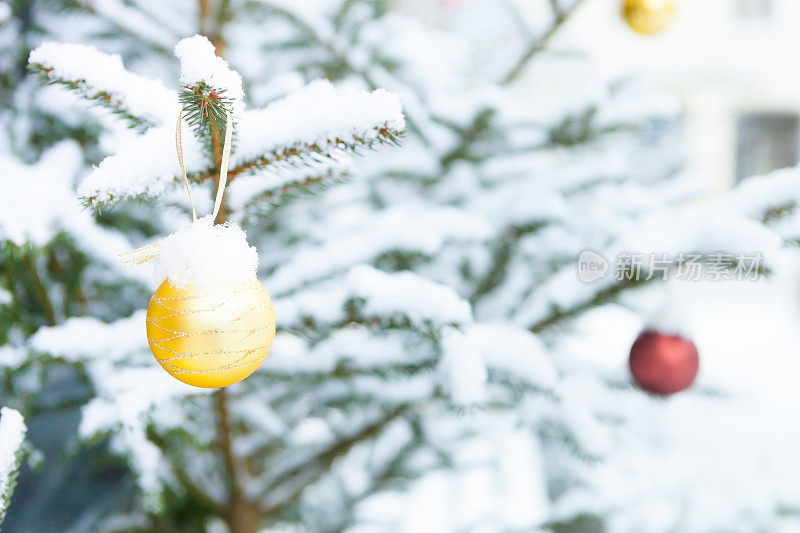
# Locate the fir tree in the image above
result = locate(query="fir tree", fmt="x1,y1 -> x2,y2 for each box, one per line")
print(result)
2,1 -> 800,532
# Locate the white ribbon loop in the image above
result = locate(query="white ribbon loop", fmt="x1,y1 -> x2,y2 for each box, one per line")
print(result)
120,106 -> 234,266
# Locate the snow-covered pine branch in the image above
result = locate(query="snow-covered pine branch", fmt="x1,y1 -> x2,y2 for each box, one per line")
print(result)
276,264 -> 472,334
265,206 -> 490,296
723,166 -> 800,244
0,407 -> 26,525
28,42 -> 177,129
174,35 -> 243,160
226,156 -> 354,216
29,36 -> 404,207
230,80 -> 404,174
77,78 -> 404,205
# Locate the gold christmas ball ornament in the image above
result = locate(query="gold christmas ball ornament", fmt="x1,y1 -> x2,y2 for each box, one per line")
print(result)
146,278 -> 275,388
142,218 -> 276,388
124,109 -> 276,389
622,0 -> 675,35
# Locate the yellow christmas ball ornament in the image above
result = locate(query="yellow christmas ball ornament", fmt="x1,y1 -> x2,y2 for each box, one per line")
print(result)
146,278 -> 275,388
133,217 -> 276,388
622,0 -> 675,35
119,107 -> 276,388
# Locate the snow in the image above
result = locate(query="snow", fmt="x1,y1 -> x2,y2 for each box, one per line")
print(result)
29,311 -> 147,362
78,122 -> 204,204
643,293 -> 696,338
0,142 -> 149,283
0,346 -> 25,368
0,2 -> 10,24
13,1 -> 800,531
266,206 -> 490,294
438,328 -> 488,405
347,265 -> 472,325
0,142 -> 81,245
29,310 -> 199,508
274,264 -> 471,329
174,35 -> 244,103
0,287 -> 10,306
0,407 -> 26,516
267,328 -> 427,375
28,42 -> 178,125
77,78 -> 404,205
464,323 -> 558,389
80,365 -> 194,510
233,80 -> 405,168
224,155 -> 353,215
153,217 -> 258,289
87,0 -> 180,51
542,265 -> 800,531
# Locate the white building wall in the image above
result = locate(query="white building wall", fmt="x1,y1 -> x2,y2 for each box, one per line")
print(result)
563,0 -> 800,193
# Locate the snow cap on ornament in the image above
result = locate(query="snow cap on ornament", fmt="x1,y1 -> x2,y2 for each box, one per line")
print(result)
145,217 -> 275,389
153,216 -> 257,290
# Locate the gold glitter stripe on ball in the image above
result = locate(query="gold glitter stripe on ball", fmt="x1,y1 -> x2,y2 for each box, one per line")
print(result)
148,324 -> 272,343
150,324 -> 276,361
160,349 -> 269,375
158,341 -> 272,374
146,304 -> 265,328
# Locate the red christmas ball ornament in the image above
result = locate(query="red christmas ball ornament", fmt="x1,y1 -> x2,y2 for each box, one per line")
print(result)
629,330 -> 699,395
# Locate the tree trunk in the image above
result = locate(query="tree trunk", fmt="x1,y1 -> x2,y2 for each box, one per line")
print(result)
228,499 -> 263,533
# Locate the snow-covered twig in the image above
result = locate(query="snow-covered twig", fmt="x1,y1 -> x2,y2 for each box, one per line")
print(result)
0,407 -> 26,525
28,42 -> 178,129
77,78 -> 404,205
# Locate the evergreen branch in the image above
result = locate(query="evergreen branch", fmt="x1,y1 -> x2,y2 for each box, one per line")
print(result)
77,86 -> 404,206
69,0 -> 176,56
0,445 -> 23,526
245,0 -> 429,143
433,0 -> 587,175
470,221 -> 548,305
261,403 -> 411,510
27,42 -> 178,129
179,82 -> 235,161
501,0 -> 588,85
256,359 -> 437,385
28,64 -> 152,130
145,427 -> 226,516
0,408 -> 26,526
761,201 -> 797,225
328,419 -> 427,531
528,256 -> 772,333
529,277 -> 653,334
238,162 -> 353,215
202,124 -> 403,185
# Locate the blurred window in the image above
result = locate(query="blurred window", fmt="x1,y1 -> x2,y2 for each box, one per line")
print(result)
736,0 -> 772,18
736,112 -> 799,182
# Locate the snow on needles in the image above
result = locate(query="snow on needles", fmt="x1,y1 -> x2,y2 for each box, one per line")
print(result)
78,78 -> 403,204
153,217 -> 258,289
233,80 -> 405,168
174,35 -> 244,103
28,42 -> 177,125
78,123 -> 204,204
347,264 -> 472,325
0,407 -> 26,518
439,328 -> 488,406
0,2 -> 10,24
